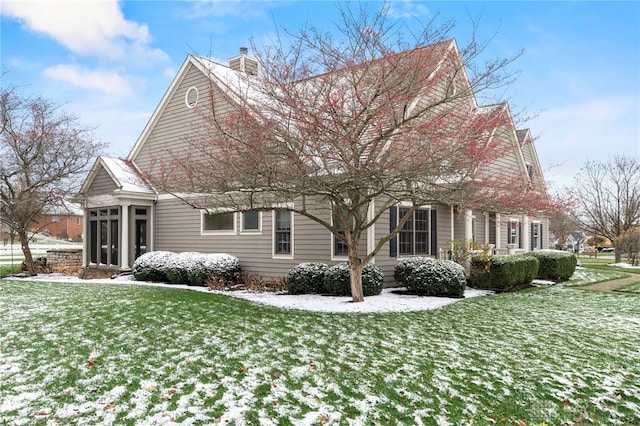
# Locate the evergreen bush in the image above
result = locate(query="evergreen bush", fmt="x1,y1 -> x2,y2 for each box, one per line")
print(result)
323,263 -> 384,297
402,258 -> 467,297
186,253 -> 241,286
132,251 -> 174,282
393,257 -> 435,285
527,250 -> 577,281
469,255 -> 539,290
285,262 -> 329,294
164,252 -> 201,284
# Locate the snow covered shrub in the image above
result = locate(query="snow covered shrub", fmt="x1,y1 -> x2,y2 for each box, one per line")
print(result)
393,257 -> 437,285
286,262 -> 329,294
527,250 -> 577,281
469,255 -> 539,290
164,252 -> 202,284
186,253 -> 241,286
132,251 -> 174,282
323,263 -> 384,297
403,259 -> 467,297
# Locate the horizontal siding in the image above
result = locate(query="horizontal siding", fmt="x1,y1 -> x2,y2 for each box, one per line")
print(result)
133,63 -> 232,172
154,198 -> 369,280
87,168 -> 118,195
374,202 -> 458,285
481,126 -> 525,180
521,142 -> 546,189
372,201 -> 396,286
435,204 -> 452,256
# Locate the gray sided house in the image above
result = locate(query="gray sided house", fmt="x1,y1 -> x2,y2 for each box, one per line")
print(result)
76,44 -> 550,283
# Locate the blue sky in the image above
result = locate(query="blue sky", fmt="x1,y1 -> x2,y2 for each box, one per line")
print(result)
2,1 -> 639,192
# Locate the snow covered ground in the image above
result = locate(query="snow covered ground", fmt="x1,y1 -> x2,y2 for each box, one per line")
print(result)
1,274 -> 638,425
22,273 -> 493,313
610,262 -> 640,270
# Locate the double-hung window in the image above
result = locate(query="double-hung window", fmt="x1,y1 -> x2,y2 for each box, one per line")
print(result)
390,205 -> 436,257
398,207 -> 429,255
332,205 -> 353,258
531,222 -> 543,250
274,209 -> 292,256
508,220 -> 520,246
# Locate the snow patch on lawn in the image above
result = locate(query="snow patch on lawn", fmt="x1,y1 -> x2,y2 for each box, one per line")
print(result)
22,273 -> 493,313
219,287 -> 492,313
609,262 -> 640,269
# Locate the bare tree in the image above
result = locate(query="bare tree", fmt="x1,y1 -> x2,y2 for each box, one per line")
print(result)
150,3 -> 552,302
0,87 -> 104,275
618,229 -> 640,266
570,155 -> 640,263
548,207 -> 577,248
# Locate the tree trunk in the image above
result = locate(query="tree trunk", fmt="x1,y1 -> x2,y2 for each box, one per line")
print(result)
614,245 -> 622,263
18,230 -> 37,276
348,239 -> 365,303
349,261 -> 364,303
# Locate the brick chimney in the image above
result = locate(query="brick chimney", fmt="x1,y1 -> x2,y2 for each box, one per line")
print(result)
228,47 -> 259,76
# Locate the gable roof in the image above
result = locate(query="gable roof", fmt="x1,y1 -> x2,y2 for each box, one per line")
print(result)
516,128 -> 547,189
128,40 -> 467,162
79,156 -> 156,197
125,40 -> 546,201
127,54 -> 262,162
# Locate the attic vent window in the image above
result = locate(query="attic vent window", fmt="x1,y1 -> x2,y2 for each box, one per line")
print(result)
185,87 -> 199,109
526,163 -> 534,179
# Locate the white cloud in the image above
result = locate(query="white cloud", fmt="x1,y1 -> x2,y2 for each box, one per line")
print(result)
387,0 -> 430,19
163,67 -> 177,79
1,0 -> 168,62
43,64 -> 132,96
532,95 -> 640,190
182,0 -> 265,19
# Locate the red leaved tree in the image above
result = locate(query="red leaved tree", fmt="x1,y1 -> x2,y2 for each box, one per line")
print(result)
150,3 -> 552,302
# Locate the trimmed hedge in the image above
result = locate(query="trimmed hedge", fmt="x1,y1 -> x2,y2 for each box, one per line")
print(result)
393,257 -> 432,285
469,255 -> 539,290
285,262 -> 329,294
527,250 -> 577,281
132,251 -> 240,286
165,252 -> 200,284
394,257 -> 467,297
324,263 -> 384,297
186,253 -> 241,286
132,251 -> 174,282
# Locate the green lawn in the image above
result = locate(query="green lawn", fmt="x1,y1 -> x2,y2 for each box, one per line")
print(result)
562,267 -> 630,287
0,264 -> 22,275
618,282 -> 640,294
1,278 -> 639,425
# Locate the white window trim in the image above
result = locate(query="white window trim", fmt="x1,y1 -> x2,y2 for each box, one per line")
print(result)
508,218 -> 520,246
396,203 -> 432,257
330,202 -> 350,261
531,220 -> 541,237
201,210 -> 237,236
185,86 -> 199,109
240,211 -> 262,234
531,220 -> 541,250
272,204 -> 294,259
